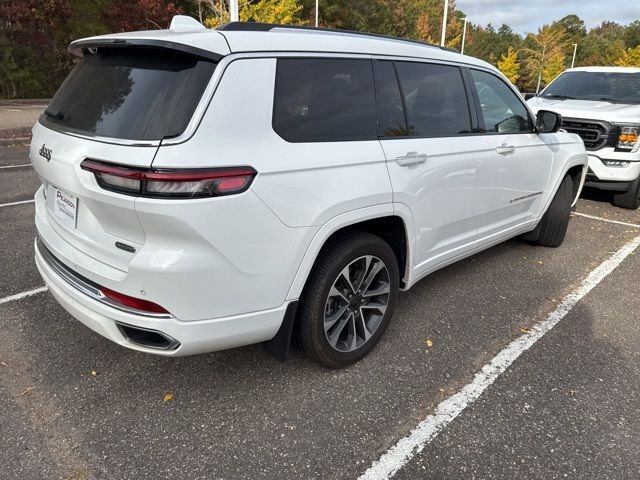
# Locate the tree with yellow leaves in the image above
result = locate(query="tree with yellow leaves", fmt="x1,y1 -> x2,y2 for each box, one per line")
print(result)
542,48 -> 566,84
414,2 -> 462,49
522,24 -> 567,90
497,46 -> 520,83
202,0 -> 303,29
615,45 -> 640,67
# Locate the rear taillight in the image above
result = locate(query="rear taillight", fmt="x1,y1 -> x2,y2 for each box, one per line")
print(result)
80,160 -> 257,198
101,287 -> 169,314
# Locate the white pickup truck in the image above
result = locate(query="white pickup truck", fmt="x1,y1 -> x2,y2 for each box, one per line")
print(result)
528,66 -> 640,209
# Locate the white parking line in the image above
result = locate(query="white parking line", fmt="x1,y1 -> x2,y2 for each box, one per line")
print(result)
0,286 -> 48,306
0,199 -> 35,208
359,233 -> 640,480
0,164 -> 31,169
572,212 -> 640,229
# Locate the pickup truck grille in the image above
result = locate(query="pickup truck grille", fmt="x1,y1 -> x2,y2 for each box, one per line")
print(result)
561,118 -> 619,151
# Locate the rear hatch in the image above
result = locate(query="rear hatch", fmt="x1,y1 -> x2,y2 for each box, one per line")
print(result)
32,44 -> 219,272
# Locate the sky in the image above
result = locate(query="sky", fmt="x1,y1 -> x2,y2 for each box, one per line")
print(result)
456,0 -> 640,35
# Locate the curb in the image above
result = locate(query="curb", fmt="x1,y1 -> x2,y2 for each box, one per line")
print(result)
0,137 -> 30,147
0,99 -> 50,107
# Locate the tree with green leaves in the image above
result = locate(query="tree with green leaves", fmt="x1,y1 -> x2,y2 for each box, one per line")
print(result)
624,20 -> 640,49
3,2 -> 640,99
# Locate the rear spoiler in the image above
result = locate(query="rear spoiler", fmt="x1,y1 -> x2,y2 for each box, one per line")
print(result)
68,38 -> 224,62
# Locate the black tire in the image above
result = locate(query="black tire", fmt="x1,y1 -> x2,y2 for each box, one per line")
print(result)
298,232 -> 399,368
523,175 -> 573,248
612,175 -> 640,210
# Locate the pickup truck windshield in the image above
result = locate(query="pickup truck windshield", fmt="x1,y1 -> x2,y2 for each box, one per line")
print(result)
41,47 -> 216,141
541,71 -> 640,105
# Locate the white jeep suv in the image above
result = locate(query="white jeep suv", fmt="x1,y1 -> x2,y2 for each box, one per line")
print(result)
32,17 -> 587,368
528,66 -> 640,209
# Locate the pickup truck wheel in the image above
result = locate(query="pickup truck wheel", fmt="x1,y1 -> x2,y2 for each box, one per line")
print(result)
524,174 -> 573,248
298,232 -> 399,368
612,175 -> 640,210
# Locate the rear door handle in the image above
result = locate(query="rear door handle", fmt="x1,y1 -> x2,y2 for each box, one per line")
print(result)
496,144 -> 515,155
395,152 -> 427,166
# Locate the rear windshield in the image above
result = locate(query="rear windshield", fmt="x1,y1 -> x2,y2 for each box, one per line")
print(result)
542,71 -> 640,104
41,48 -> 216,141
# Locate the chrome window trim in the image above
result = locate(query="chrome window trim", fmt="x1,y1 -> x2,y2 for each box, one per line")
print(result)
164,51 -> 491,146
35,124 -> 162,147
37,237 -> 173,319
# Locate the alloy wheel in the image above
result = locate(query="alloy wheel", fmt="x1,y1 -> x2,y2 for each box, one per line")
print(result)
323,255 -> 391,352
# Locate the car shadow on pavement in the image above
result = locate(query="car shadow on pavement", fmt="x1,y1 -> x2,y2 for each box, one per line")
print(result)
580,186 -> 614,205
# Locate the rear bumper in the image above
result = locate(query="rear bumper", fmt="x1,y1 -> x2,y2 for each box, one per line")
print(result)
35,237 -> 287,356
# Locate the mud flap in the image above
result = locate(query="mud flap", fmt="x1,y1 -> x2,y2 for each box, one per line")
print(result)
262,301 -> 298,362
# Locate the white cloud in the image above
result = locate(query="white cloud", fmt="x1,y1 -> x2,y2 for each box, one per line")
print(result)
456,0 -> 640,35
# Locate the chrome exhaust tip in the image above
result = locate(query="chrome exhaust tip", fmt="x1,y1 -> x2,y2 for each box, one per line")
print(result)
116,322 -> 180,351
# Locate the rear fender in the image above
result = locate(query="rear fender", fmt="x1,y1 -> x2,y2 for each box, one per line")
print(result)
285,204 -> 414,301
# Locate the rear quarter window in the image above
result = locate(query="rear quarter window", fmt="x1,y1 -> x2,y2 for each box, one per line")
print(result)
272,58 -> 377,143
41,48 -> 216,141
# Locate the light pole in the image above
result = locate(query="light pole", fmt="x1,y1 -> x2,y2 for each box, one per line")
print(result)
440,0 -> 449,47
230,0 -> 239,22
571,43 -> 578,68
461,17 -> 468,55
315,0 -> 319,27
536,45 -> 546,94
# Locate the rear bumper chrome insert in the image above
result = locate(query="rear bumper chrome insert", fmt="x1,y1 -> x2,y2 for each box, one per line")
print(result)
36,237 -> 172,319
115,322 -> 180,351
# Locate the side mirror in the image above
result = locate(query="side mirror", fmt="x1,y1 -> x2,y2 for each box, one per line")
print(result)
524,92 -> 537,100
536,110 -> 562,133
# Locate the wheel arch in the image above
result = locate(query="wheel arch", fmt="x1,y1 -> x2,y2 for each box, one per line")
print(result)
566,163 -> 587,207
285,205 -> 413,302
541,154 -> 588,216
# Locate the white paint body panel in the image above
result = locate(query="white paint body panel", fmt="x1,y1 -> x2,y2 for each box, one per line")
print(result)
33,25 -> 588,355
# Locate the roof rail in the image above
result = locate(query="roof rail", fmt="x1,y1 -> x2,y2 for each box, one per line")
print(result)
217,22 -> 457,52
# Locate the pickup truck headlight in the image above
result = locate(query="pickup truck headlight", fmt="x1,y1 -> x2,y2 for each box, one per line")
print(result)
616,126 -> 640,152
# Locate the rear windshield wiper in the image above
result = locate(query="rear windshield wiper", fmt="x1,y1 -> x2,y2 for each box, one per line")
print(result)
541,94 -> 577,100
44,109 -> 65,120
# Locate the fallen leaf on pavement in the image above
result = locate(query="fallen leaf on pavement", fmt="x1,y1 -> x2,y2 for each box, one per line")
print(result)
425,339 -> 433,347
520,327 -> 531,334
90,370 -> 98,377
18,387 -> 34,396
163,392 -> 174,402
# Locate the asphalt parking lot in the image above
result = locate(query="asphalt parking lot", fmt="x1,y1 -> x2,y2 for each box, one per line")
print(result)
1,145 -> 639,480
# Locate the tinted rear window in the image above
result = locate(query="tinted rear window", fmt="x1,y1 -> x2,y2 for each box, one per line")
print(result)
41,48 -> 216,141
375,60 -> 409,137
273,58 -> 377,142
395,62 -> 472,137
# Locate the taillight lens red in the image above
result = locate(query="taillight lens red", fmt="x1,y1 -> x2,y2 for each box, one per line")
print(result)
80,160 -> 257,198
101,287 -> 169,314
